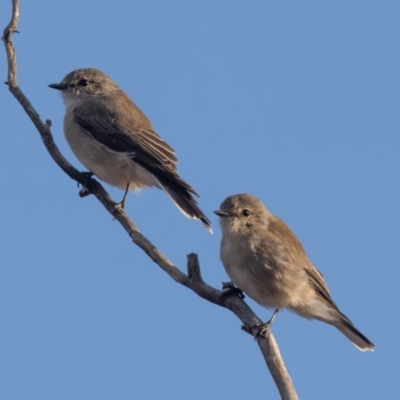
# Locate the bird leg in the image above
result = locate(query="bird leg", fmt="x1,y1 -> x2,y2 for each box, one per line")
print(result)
117,182 -> 130,209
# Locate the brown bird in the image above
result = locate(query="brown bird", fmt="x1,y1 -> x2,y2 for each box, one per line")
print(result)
49,68 -> 211,232
215,193 -> 375,351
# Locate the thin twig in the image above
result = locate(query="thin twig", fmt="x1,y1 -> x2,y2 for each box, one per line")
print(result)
2,1 -> 298,399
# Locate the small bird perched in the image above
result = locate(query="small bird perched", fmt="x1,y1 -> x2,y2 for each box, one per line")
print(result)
214,194 -> 375,351
49,68 -> 211,232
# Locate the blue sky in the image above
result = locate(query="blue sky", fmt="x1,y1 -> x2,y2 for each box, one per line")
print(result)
1,1 -> 399,399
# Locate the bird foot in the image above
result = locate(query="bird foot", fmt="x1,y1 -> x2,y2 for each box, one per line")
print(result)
112,199 -> 126,212
114,182 -> 130,211
242,309 -> 279,340
242,321 -> 272,340
78,172 -> 94,198
221,281 -> 245,300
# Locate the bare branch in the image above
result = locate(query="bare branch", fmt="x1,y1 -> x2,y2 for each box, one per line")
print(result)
3,0 -> 19,88
2,1 -> 298,399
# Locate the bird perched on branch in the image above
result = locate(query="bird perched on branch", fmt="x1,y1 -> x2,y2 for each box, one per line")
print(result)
49,68 -> 211,232
215,193 -> 374,351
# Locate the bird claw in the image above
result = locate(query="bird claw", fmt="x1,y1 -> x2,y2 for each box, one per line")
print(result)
77,171 -> 94,188
112,200 -> 126,212
78,172 -> 94,198
221,281 -> 245,300
242,309 -> 279,340
113,182 -> 130,211
241,322 -> 272,340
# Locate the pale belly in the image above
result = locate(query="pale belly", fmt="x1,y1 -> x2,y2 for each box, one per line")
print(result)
220,235 -> 323,314
64,124 -> 160,190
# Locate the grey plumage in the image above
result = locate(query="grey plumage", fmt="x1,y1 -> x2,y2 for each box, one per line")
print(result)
214,193 -> 374,351
49,68 -> 211,232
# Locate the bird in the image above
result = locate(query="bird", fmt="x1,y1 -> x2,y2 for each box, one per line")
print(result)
48,68 -> 211,232
214,193 -> 375,351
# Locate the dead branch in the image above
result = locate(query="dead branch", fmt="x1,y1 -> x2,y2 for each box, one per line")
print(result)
2,1 -> 297,399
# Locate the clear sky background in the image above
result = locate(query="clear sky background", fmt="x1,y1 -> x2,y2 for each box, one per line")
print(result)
0,1 -> 398,399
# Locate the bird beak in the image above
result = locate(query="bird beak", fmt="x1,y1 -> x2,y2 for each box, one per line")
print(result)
214,210 -> 231,218
48,83 -> 68,91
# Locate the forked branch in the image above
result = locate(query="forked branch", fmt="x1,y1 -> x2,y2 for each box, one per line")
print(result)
2,1 -> 297,399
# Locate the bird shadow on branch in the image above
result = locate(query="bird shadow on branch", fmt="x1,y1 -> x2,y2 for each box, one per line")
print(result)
2,1 -> 297,399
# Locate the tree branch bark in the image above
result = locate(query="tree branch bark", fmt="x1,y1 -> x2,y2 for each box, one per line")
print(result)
2,2 -> 298,399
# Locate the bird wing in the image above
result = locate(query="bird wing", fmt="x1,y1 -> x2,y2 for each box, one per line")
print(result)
268,217 -> 337,306
73,97 -> 199,197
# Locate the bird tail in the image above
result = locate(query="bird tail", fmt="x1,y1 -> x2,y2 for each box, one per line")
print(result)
156,178 -> 212,233
334,313 -> 375,352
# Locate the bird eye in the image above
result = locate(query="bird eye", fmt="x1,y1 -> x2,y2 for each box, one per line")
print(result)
78,79 -> 89,86
242,209 -> 250,217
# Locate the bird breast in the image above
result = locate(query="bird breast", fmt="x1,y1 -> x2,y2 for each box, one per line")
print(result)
220,232 -> 288,309
63,115 -> 160,190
